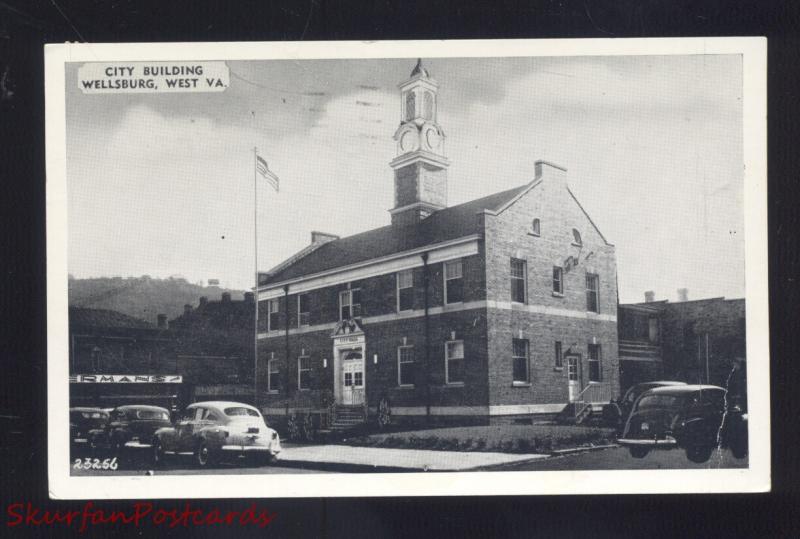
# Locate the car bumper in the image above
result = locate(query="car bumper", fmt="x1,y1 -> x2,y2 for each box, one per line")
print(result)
72,438 -> 88,444
124,440 -> 154,449
221,444 -> 281,456
618,436 -> 677,447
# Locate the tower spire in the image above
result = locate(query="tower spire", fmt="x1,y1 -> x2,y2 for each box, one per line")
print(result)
388,60 -> 449,227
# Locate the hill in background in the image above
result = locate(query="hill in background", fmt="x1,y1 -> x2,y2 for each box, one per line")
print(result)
68,275 -> 246,324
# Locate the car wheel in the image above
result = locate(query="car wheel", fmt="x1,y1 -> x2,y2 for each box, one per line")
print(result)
629,446 -> 649,459
151,438 -> 165,468
685,444 -> 714,464
194,440 -> 213,468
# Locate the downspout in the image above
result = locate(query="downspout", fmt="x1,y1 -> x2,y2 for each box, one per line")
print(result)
284,284 -> 291,417
421,252 -> 431,423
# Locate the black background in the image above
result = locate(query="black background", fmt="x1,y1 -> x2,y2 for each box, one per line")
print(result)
1,1 -> 798,537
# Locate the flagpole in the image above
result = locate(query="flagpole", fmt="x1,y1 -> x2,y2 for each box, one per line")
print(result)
253,146 -> 259,411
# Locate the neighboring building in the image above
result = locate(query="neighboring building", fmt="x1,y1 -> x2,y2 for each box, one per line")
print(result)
168,292 -> 255,403
68,307 -> 180,409
256,60 -> 620,426
69,295 -> 253,409
618,293 -> 746,392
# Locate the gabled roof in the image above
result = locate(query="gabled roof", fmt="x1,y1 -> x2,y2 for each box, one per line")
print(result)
69,307 -> 155,330
261,182 -> 531,285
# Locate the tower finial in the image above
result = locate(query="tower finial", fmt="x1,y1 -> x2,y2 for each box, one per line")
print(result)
410,58 -> 429,78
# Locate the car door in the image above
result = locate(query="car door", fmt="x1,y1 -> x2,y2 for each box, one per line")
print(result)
176,407 -> 203,451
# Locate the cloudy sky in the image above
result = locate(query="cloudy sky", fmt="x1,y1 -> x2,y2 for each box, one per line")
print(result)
65,54 -> 743,303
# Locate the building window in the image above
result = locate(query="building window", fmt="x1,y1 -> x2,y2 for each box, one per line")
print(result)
397,270 -> 414,312
405,91 -> 415,120
267,299 -> 280,331
554,341 -> 563,369
297,294 -> 310,327
398,346 -> 415,387
553,266 -> 563,295
512,338 -> 530,384
267,358 -> 280,392
444,259 -> 464,304
510,258 -> 527,303
339,288 -> 362,320
572,228 -> 582,246
588,344 -> 602,382
423,91 -> 434,120
445,340 -> 464,385
297,356 -> 311,390
531,218 -> 541,236
586,273 -> 600,312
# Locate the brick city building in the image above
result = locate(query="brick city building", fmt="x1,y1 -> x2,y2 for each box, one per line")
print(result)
618,292 -> 746,392
256,60 -> 620,427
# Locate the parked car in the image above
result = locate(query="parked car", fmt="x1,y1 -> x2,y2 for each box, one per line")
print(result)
88,405 -> 172,456
151,401 -> 281,468
602,381 -> 687,432
70,407 -> 109,453
618,384 -> 748,463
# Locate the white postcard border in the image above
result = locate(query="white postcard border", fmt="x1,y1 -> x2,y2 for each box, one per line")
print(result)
46,37 -> 769,499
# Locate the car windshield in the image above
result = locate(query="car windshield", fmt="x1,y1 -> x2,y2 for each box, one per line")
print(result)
224,407 -> 259,417
636,394 -> 685,410
135,410 -> 169,420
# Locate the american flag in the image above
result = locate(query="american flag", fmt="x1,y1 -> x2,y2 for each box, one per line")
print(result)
256,153 -> 279,192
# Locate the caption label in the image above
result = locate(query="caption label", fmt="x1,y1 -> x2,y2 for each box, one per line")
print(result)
77,62 -> 230,94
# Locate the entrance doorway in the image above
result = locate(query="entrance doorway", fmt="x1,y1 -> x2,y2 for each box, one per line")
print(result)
340,349 -> 365,405
567,354 -> 581,402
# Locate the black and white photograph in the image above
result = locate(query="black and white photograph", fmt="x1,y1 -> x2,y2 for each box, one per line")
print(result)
45,38 -> 769,498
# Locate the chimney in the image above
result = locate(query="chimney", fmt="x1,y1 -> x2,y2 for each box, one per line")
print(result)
677,288 -> 689,302
183,304 -> 192,315
244,292 -> 255,303
311,231 -> 340,244
199,296 -> 208,308
221,292 -> 231,303
534,160 -> 568,184
644,291 -> 655,303
157,314 -> 167,328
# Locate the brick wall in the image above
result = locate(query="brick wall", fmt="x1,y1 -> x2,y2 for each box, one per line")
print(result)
257,253 -> 486,335
483,167 -> 620,405
257,307 -> 489,412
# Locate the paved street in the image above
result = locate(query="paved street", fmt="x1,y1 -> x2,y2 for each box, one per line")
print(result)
71,444 -> 747,475
491,446 -> 748,471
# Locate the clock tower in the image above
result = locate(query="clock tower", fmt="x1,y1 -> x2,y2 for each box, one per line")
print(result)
389,59 -> 450,227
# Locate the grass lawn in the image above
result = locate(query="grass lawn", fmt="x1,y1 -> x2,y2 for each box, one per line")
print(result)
340,424 -> 616,454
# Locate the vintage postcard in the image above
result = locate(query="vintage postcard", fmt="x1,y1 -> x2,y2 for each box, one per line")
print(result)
46,38 -> 769,498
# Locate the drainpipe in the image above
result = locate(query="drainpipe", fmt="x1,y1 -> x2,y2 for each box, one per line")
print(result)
284,284 -> 291,417
422,252 -> 431,423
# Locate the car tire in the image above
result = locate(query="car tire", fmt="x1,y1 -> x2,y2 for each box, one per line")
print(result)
194,440 -> 214,468
629,446 -> 649,459
151,438 -> 165,468
685,444 -> 714,464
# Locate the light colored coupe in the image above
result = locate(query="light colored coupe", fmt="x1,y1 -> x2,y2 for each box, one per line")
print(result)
152,401 -> 281,468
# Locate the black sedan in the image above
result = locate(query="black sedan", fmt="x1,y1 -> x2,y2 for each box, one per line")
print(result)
618,384 -> 748,463
88,405 -> 172,457
602,381 -> 686,432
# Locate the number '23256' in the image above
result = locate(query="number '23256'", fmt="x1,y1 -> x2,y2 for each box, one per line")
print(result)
73,457 -> 118,470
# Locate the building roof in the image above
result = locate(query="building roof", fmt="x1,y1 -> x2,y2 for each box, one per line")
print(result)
410,58 -> 430,78
69,307 -> 155,330
261,182 -> 531,285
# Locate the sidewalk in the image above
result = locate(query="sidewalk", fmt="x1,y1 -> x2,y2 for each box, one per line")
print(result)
277,444 -> 549,473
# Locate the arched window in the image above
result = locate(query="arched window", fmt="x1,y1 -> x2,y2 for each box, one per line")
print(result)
405,92 -> 416,121
531,218 -> 541,236
572,228 -> 582,246
423,91 -> 434,120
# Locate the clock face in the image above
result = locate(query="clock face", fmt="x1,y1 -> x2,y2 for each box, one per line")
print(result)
424,127 -> 440,150
399,129 -> 418,153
